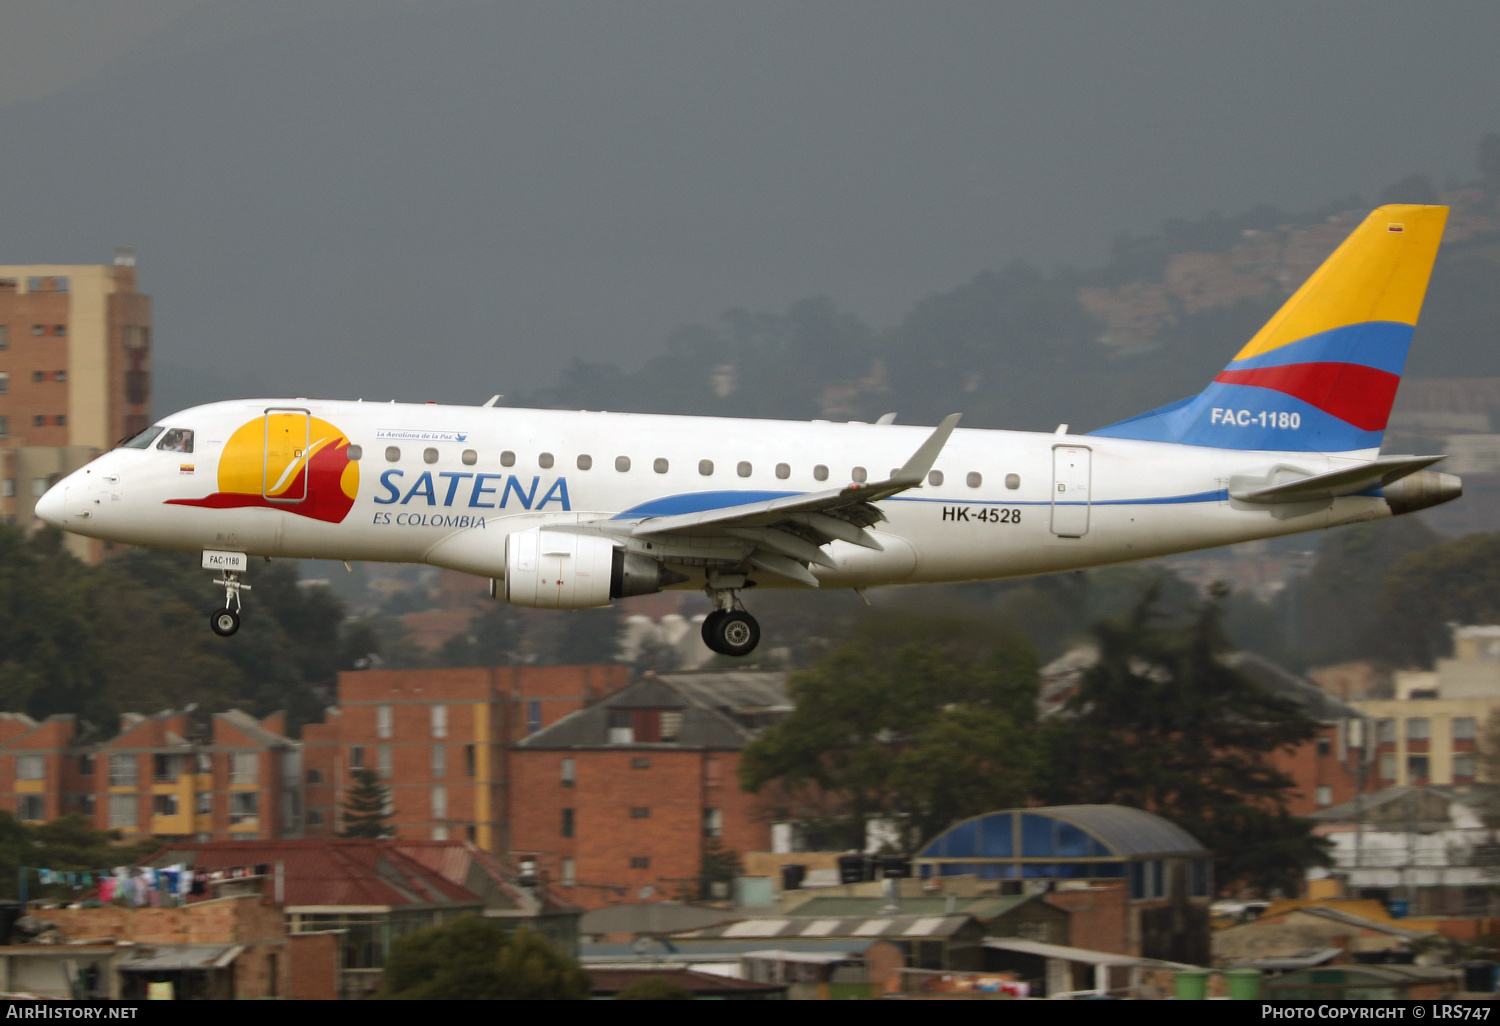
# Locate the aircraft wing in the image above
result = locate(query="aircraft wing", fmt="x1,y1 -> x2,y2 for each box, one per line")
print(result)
621,414 -> 961,585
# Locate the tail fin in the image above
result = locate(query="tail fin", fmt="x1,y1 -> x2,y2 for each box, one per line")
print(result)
1091,204 -> 1448,453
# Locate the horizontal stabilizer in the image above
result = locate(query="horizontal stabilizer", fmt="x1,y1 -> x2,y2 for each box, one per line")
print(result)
1229,455 -> 1446,504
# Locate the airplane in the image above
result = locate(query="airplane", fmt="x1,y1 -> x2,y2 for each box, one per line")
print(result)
36,204 -> 1461,657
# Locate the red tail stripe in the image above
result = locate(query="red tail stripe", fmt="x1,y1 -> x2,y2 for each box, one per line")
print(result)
1212,362 -> 1400,432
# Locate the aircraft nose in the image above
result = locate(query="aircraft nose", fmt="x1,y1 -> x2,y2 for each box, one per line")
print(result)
34,479 -> 66,527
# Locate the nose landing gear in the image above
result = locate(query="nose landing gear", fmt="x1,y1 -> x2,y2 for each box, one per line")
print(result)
203,550 -> 251,637
701,577 -> 761,657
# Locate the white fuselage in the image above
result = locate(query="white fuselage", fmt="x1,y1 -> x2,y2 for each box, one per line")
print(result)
44,399 -> 1391,589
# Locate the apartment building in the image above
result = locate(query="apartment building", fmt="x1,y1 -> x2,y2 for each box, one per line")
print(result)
0,253 -> 151,559
301,665 -> 628,849
508,671 -> 788,909
0,707 -> 302,841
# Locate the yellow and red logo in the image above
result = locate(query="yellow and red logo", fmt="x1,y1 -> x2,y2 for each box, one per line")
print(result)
168,412 -> 359,523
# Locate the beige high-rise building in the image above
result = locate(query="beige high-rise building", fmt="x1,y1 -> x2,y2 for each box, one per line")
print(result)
0,250 -> 151,557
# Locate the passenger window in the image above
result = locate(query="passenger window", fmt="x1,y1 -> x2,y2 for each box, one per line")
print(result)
851,467 -> 867,483
775,463 -> 790,480
928,470 -> 943,486
654,458 -> 669,474
501,451 -> 515,467
813,465 -> 829,482
157,428 -> 194,454
385,446 -> 401,462
577,454 -> 592,470
615,456 -> 630,472
699,460 -> 714,476
121,426 -> 164,449
737,461 -> 752,478
461,449 -> 477,466
539,453 -> 554,469
423,448 -> 439,464
967,472 -> 983,488
347,445 -> 363,461
1006,473 -> 1021,490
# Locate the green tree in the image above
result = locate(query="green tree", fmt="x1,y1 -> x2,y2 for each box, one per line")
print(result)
0,813 -> 157,901
740,615 -> 1040,849
377,919 -> 590,1000
615,976 -> 694,1000
1040,586 -> 1330,894
339,768 -> 394,838
1373,532 -> 1500,668
697,837 -> 742,901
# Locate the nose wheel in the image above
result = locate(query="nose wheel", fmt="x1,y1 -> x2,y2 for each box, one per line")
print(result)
207,567 -> 251,638
210,608 -> 241,637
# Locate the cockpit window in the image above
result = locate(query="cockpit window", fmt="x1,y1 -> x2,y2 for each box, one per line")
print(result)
157,428 -> 194,454
121,425 -> 164,449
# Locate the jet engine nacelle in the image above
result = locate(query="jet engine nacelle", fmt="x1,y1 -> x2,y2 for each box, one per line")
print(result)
501,528 -> 686,609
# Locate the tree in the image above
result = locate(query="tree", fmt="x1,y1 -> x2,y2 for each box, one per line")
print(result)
615,976 -> 693,1000
1040,586 -> 1330,894
1373,532 -> 1500,668
740,614 -> 1040,849
696,837 -> 742,901
0,813 -> 158,901
377,919 -> 590,1000
339,768 -> 394,838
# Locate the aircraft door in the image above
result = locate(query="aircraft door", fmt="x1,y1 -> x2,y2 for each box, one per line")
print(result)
1051,445 -> 1091,537
262,408 -> 311,503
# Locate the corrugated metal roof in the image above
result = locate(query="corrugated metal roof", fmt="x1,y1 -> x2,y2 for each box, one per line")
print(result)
920,805 -> 1207,860
119,945 -> 243,971
983,937 -> 1197,969
787,895 -> 1039,920
518,675 -> 771,751
580,903 -> 737,936
677,914 -> 971,941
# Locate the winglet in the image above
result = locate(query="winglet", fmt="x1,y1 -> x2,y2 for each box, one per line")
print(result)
890,413 -> 962,486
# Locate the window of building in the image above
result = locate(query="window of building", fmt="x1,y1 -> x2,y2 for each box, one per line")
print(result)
704,756 -> 722,787
196,793 -> 211,816
615,456 -> 630,472
1,480 -> 11,498
108,794 -> 136,829
423,447 -> 438,464
377,746 -> 393,779
630,807 -> 650,819
1454,717 -> 1478,741
1455,753 -> 1478,779
152,794 -> 179,817
629,857 -> 650,870
631,757 -> 651,770
737,461 -> 752,478
30,371 -> 43,384
576,454 -> 592,470
430,704 -> 446,739
1316,785 -> 1332,807
16,755 -> 43,781
376,704 -> 393,739
350,746 -> 364,769
660,711 -> 682,743
73,794 -> 95,816
465,744 -> 476,778
156,428 -> 193,453
108,754 -> 137,788
154,754 -> 183,781
1376,719 -> 1397,744
431,745 -> 446,779
538,452 -> 554,469
561,808 -> 574,838
0,325 -> 6,349
813,464 -> 829,481
77,754 -> 95,776
561,858 -> 576,887
16,795 -> 43,822
431,786 -> 447,819
432,825 -> 448,840
1408,755 -> 1430,781
231,752 -> 258,785
385,446 -> 400,462
561,757 -> 575,786
653,458 -> 668,474
1407,718 -> 1431,741
1379,753 -> 1397,780
307,809 -> 324,827
31,325 -> 43,337
306,768 -> 323,785
1189,858 -> 1211,898
229,792 -> 258,824
501,450 -> 516,467
0,419 -> 8,440
54,370 -> 65,383
0,373 -> 7,395
54,414 -> 65,427
527,700 -> 542,735
608,709 -> 634,745
32,416 -> 45,428
346,445 -> 362,461
698,460 -> 714,476
967,472 -> 983,488
703,808 -> 723,838
1316,737 -> 1330,757
461,449 -> 477,466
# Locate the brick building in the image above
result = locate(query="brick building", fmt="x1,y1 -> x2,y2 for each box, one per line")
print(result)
0,254 -> 151,559
301,665 -> 627,848
509,671 -> 787,909
0,707 -> 302,841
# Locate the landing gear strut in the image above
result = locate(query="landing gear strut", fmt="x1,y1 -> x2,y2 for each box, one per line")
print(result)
204,551 -> 252,637
701,579 -> 761,657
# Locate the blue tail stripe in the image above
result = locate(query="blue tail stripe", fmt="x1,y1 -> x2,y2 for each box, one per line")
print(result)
1223,321 -> 1413,375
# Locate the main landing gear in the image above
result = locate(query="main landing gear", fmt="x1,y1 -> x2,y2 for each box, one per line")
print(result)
203,551 -> 252,637
701,578 -> 761,657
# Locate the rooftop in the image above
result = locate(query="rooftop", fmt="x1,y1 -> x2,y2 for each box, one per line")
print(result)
919,805 -> 1208,861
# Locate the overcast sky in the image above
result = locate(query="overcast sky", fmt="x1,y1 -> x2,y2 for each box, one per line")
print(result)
2,1 -> 1499,411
